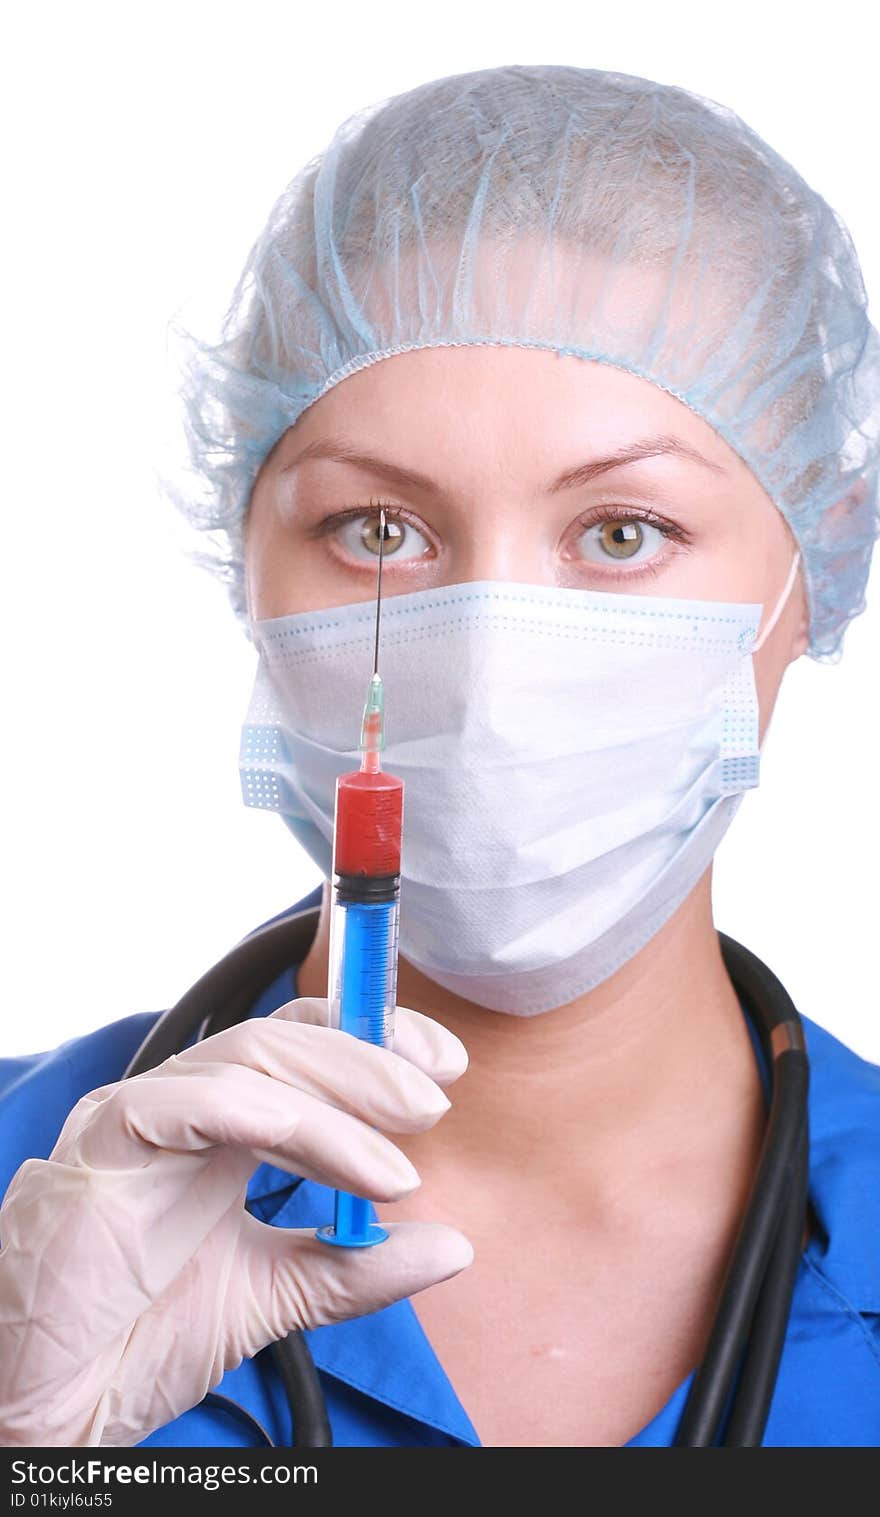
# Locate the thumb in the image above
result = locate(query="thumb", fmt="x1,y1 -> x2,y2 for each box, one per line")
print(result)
236,1216 -> 474,1347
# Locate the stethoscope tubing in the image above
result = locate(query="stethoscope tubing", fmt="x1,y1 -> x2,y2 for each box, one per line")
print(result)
673,933 -> 810,1446
723,1120 -> 809,1446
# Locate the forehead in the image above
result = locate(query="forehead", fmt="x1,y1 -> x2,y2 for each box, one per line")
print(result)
267,344 -> 775,533
281,350 -> 747,499
295,342 -> 697,449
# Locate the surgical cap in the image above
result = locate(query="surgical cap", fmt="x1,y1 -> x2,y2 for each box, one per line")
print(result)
164,63 -> 880,661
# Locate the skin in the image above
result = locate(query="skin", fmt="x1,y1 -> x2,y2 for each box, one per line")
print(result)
243,344 -> 813,1447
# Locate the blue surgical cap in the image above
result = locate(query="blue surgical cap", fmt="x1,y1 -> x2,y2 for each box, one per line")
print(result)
164,63 -> 880,661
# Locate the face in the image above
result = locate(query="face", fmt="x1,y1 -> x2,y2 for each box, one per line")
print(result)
244,345 -> 809,744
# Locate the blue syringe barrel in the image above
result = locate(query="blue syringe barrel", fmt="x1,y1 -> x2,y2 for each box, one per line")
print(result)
316,876 -> 400,1248
328,875 -> 400,1052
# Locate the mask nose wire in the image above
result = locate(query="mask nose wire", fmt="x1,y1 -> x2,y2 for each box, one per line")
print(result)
751,549 -> 802,654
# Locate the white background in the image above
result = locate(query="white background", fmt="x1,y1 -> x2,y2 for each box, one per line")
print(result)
3,1 -> 878,1061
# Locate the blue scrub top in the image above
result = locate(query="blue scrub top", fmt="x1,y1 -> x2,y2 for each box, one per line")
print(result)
1,883 -> 879,1448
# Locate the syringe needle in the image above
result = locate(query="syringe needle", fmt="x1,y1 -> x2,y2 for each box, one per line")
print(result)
372,505 -> 386,678
361,506 -> 387,773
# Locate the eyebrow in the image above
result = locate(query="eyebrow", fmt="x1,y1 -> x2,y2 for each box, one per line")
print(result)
279,433 -> 727,494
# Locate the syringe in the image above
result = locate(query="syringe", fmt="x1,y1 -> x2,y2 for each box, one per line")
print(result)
316,508 -> 404,1249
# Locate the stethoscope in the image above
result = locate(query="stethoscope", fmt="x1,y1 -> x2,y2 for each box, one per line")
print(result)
123,904 -> 811,1449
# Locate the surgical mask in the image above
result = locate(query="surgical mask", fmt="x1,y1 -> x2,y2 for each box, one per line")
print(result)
240,553 -> 801,1015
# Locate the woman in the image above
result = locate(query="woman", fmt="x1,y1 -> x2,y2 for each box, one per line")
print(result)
1,64 -> 878,1450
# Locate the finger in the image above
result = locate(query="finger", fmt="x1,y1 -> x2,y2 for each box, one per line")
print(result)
170,1017 -> 454,1133
268,998 -> 469,1087
236,1214 -> 475,1345
75,1064 -> 423,1202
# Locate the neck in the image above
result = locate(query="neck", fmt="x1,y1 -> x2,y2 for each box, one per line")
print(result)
295,868 -> 767,1207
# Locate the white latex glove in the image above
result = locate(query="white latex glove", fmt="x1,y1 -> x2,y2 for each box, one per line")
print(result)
0,997 -> 472,1446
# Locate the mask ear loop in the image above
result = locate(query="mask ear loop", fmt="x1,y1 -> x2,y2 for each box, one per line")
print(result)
751,550 -> 801,654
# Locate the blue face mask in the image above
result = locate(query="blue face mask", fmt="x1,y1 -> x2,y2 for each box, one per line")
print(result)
240,553 -> 801,1015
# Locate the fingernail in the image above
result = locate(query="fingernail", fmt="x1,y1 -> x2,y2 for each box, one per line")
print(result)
426,1085 -> 452,1117
388,1163 -> 420,1198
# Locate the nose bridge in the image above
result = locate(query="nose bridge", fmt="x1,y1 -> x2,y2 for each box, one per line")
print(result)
452,489 -> 552,584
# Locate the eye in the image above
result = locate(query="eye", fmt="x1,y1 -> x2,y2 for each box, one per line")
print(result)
574,512 -> 672,567
329,505 -> 432,564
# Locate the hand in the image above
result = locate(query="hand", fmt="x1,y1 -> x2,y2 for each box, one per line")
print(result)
0,998 -> 471,1446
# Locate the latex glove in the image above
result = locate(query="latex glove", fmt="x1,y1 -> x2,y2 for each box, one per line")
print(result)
0,998 -> 472,1446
